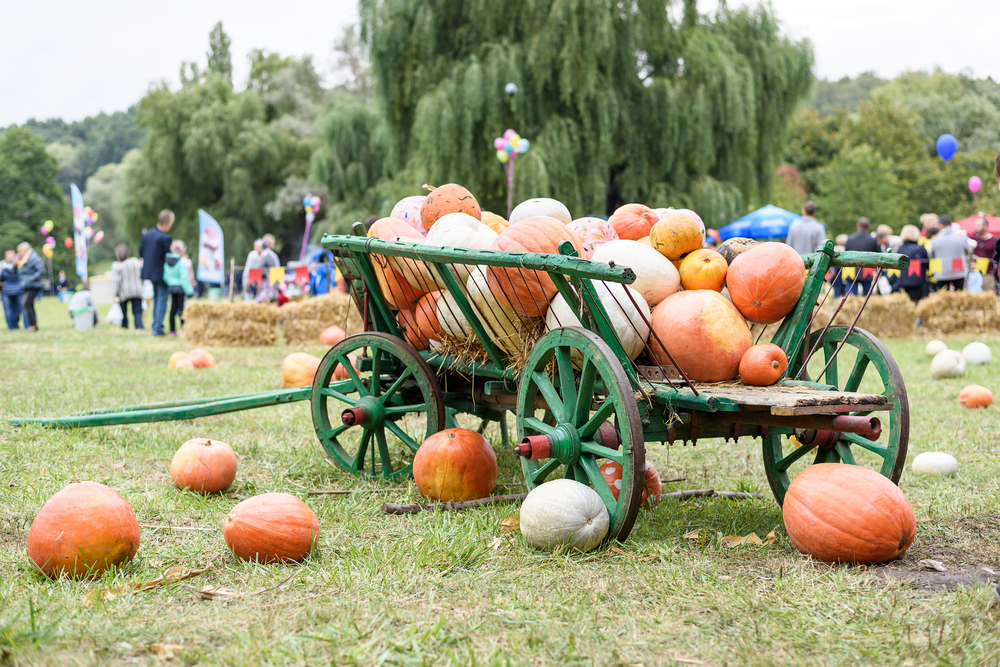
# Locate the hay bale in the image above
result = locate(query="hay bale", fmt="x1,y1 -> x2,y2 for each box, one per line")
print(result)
281,292 -> 364,345
810,292 -> 916,339
915,291 -> 1000,335
183,302 -> 282,347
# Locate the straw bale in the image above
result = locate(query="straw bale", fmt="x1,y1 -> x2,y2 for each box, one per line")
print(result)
183,302 -> 282,347
810,293 -> 916,339
914,291 -> 1000,335
281,292 -> 364,345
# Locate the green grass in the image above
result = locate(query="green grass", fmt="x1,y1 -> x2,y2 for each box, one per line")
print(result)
1,298 -> 999,666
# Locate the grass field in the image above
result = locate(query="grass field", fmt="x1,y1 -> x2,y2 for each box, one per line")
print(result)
1,297 -> 998,666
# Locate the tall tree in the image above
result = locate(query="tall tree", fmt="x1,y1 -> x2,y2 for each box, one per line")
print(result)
207,22 -> 233,85
0,127 -> 65,227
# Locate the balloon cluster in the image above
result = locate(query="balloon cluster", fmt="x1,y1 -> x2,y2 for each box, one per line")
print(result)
83,206 -> 99,225
40,221 -> 57,258
302,195 -> 322,224
493,129 -> 529,164
39,219 -> 54,235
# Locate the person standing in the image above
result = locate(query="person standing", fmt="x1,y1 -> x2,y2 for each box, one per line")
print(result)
163,241 -> 194,336
844,218 -> 879,295
260,234 -> 280,267
16,243 -> 44,331
310,254 -> 334,296
972,215 -> 996,294
112,244 -> 145,330
242,239 -> 265,301
785,201 -> 826,256
139,210 -> 175,336
892,225 -> 928,302
929,216 -> 974,291
1,250 -> 23,329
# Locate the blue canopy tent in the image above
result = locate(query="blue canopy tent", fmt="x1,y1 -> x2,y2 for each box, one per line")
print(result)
718,205 -> 819,241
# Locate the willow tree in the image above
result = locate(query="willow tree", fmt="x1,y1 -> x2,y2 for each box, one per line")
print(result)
318,0 -> 812,226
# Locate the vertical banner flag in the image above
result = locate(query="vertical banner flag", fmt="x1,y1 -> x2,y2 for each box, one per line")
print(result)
196,209 -> 225,285
70,184 -> 87,279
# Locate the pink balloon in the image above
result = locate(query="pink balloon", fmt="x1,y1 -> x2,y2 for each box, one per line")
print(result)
311,196 -> 321,210
503,128 -> 516,140
94,230 -> 104,243
45,236 -> 55,245
493,137 -> 505,151
40,226 -> 47,234
969,176 -> 982,194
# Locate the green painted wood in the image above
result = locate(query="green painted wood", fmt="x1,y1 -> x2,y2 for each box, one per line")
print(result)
804,248 -> 910,270
430,260 -> 507,368
648,386 -> 743,412
70,390 -> 291,416
422,352 -> 515,380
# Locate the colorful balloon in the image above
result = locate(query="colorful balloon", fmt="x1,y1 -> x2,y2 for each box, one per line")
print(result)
39,225 -> 47,234
65,238 -> 73,249
493,137 -> 505,151
305,211 -> 315,224
503,128 -> 516,140
509,133 -> 521,146
936,134 -> 957,161
91,212 -> 98,222
969,176 -> 982,194
497,149 -> 510,164
305,205 -> 313,214
516,138 -> 530,154
44,220 -> 54,232
390,195 -> 427,235
42,246 -> 53,258
45,236 -> 55,245
311,196 -> 321,210
303,196 -> 312,207
94,230 -> 104,243
503,140 -> 513,154
85,227 -> 94,240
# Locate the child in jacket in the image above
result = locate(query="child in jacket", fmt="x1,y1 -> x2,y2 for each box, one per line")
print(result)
164,242 -> 194,335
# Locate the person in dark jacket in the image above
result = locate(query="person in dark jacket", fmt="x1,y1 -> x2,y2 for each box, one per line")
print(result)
139,210 -> 175,336
16,243 -> 45,331
891,225 -> 928,302
844,217 -> 879,295
1,249 -> 23,329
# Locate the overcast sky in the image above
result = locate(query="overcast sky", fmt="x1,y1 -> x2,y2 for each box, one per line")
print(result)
2,0 -> 997,127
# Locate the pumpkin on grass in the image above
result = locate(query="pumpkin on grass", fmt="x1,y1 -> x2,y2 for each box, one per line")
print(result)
170,438 -> 238,493
420,183 -> 481,231
413,428 -> 497,501
649,209 -> 705,260
600,461 -> 663,507
167,351 -> 189,369
739,344 -> 788,386
174,358 -> 196,370
678,249 -> 728,291
27,481 -> 140,578
958,385 -> 992,408
223,493 -> 320,563
282,352 -> 321,388
726,242 -> 806,324
188,348 -> 216,368
782,463 -> 915,564
520,479 -> 609,552
319,326 -> 346,346
607,204 -> 658,241
332,353 -> 359,381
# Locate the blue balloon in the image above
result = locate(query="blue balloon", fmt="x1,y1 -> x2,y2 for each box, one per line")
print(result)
503,140 -> 513,153
303,196 -> 312,207
516,138 -> 530,154
936,134 -> 957,161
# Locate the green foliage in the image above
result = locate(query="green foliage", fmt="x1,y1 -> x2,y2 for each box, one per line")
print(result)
841,94 -> 926,166
82,158 -> 130,262
207,22 -> 234,85
810,72 -> 887,115
0,127 -> 66,229
783,108 -> 844,189
814,144 -> 905,237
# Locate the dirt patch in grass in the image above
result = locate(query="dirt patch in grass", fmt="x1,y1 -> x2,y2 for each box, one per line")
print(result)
878,564 -> 1000,591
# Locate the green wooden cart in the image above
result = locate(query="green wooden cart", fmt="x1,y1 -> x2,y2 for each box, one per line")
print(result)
14,225 -> 909,544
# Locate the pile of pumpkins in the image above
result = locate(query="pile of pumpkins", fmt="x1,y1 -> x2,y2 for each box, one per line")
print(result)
26,438 -> 321,579
368,184 -> 805,385
167,348 -> 216,371
925,339 -> 993,408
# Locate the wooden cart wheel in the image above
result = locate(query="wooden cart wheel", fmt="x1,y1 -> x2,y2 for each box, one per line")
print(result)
515,327 -> 645,543
762,326 -> 909,505
311,332 -> 445,480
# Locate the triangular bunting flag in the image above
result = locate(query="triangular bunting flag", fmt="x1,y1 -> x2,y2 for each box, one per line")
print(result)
908,260 -> 922,277
887,269 -> 901,278
928,258 -> 942,276
950,257 -> 964,273
246,267 -> 262,286
269,267 -> 285,285
841,266 -> 856,281
861,268 -> 875,279
975,257 -> 990,274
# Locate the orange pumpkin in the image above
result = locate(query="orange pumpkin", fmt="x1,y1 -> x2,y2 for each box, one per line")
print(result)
717,237 -> 759,265
958,385 -> 993,408
649,209 -> 705,260
332,353 -> 359,381
282,352 -> 321,388
638,236 -> 652,247
188,348 -> 216,368
600,461 -> 663,507
319,326 -> 346,346
726,242 -> 807,324
413,428 -> 497,502
167,351 -> 188,369
486,217 -> 586,317
420,184 -> 482,231
739,343 -> 788,386
679,249 -> 728,291
170,438 -> 237,493
223,493 -> 320,563
648,290 -> 752,382
397,308 -> 429,350
174,358 -> 196,370
607,204 -> 658,241
27,481 -> 140,579
368,217 -> 429,307
414,291 -> 443,345
782,463 -> 916,564
481,211 -> 509,235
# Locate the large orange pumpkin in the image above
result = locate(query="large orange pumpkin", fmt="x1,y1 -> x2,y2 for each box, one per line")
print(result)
188,348 -> 216,368
607,204 -> 658,241
958,385 -> 993,408
649,209 -> 705,260
600,461 -> 663,507
486,216 -> 586,317
319,326 -> 346,346
367,217 -> 430,307
333,353 -> 359,381
679,249 -> 728,291
282,352 -> 321,388
167,351 -> 188,369
717,237 -> 759,265
480,211 -> 510,235
27,481 -> 140,578
739,343 -> 788,386
420,184 -> 482,231
174,358 -> 195,370
413,428 -> 497,502
170,438 -> 238,493
782,463 -> 916,564
223,493 -> 320,563
726,243 -> 807,324
648,290 -> 752,382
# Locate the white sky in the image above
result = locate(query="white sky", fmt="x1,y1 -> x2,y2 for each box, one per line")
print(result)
1,0 -> 997,127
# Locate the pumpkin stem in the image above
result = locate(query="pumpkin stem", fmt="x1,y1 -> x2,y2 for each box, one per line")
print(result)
771,360 -> 779,369
422,183 -> 436,192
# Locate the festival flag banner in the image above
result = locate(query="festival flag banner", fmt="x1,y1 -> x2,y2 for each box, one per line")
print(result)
975,257 -> 990,274
196,210 -> 225,284
268,267 -> 285,285
70,184 -> 88,279
951,257 -> 965,273
294,266 -> 310,284
887,269 -> 901,278
928,259 -> 943,276
861,268 -> 875,279
841,266 -> 856,281
246,268 -> 263,287
908,260 -> 922,277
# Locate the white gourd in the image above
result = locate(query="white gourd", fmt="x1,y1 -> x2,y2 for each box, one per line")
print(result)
930,349 -> 966,379
590,240 -> 680,306
911,452 -> 959,476
962,342 -> 992,365
466,267 -> 520,355
424,213 -> 498,289
520,479 -> 609,552
545,282 -> 650,363
436,290 -> 472,338
925,340 -> 947,356
510,198 -> 572,226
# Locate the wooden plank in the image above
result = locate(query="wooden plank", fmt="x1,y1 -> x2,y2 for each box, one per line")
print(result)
684,381 -> 887,413
771,403 -> 892,416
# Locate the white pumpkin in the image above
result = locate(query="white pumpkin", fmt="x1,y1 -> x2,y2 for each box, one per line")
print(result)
930,349 -> 966,379
436,290 -> 472,338
911,452 -> 959,476
520,479 -> 609,552
925,340 -> 948,356
466,267 -> 520,355
424,212 -> 499,289
545,281 -> 650,362
510,198 -> 572,226
590,240 -> 681,306
962,342 -> 992,365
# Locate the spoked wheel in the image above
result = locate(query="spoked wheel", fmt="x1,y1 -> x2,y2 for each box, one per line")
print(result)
762,326 -> 909,504
515,327 -> 645,543
311,332 -> 445,480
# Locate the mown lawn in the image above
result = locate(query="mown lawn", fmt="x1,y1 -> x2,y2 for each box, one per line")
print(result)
1,297 -> 998,666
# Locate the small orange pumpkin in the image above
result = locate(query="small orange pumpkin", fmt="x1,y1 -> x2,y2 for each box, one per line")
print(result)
608,204 -> 658,241
600,461 -> 663,507
332,353 -> 359,381
958,385 -> 993,408
397,308 -> 429,350
413,428 -> 497,502
167,351 -> 188,369
282,352 -> 321,388
27,481 -> 140,579
223,493 -> 320,563
413,291 -> 443,346
679,249 -> 728,291
649,209 -> 705,260
480,211 -> 509,235
726,242 -> 807,324
319,326 -> 346,346
739,343 -> 788,386
170,438 -> 238,493
188,348 -> 216,368
174,358 -> 196,370
782,463 -> 915,564
420,184 -> 482,231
